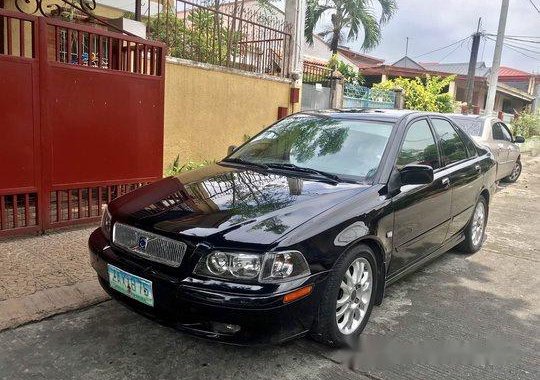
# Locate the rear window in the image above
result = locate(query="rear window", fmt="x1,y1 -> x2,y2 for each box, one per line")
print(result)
451,118 -> 483,137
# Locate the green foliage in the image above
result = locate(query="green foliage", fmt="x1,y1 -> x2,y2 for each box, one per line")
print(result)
511,111 -> 540,138
148,8 -> 240,65
165,155 -> 213,176
374,75 -> 457,113
122,11 -> 136,20
305,0 -> 397,53
327,54 -> 364,84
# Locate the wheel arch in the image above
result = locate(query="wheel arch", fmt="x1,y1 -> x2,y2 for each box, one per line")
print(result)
335,236 -> 388,306
479,187 -> 490,205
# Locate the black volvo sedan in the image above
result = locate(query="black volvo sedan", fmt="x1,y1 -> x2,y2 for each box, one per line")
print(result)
89,109 -> 497,347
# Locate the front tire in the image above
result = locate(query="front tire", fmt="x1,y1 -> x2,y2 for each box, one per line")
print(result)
458,196 -> 488,253
311,245 -> 377,347
502,160 -> 522,183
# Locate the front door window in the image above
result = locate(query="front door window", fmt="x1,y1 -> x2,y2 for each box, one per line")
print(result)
397,119 -> 440,169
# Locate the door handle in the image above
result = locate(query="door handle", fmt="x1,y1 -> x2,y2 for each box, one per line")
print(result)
442,177 -> 450,188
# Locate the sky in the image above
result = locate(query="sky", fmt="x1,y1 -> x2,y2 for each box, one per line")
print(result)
344,0 -> 540,73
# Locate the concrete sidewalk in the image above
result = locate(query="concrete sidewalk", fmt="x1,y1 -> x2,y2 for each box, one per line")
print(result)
0,226 -> 109,331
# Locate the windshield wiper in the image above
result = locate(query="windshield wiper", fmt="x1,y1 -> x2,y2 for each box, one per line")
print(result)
265,162 -> 342,184
220,157 -> 269,170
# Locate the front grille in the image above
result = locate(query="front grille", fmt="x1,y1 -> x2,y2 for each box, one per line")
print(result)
112,223 -> 187,267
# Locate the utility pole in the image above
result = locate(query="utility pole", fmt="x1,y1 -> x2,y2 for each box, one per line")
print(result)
405,37 -> 409,56
135,0 -> 142,21
485,0 -> 509,115
465,18 -> 482,112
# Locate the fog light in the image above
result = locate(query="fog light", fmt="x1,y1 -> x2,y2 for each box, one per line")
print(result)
212,322 -> 241,334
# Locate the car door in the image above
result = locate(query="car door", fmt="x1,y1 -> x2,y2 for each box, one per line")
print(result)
430,117 -> 483,238
500,122 -> 520,169
490,122 -> 512,179
389,118 -> 452,275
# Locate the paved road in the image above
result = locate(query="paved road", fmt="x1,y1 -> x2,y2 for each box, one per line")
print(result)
1,157 -> 539,380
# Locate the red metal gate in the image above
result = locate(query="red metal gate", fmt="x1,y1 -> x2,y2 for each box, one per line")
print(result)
0,9 -> 165,238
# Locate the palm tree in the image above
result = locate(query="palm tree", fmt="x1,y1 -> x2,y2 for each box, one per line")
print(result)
305,0 -> 397,54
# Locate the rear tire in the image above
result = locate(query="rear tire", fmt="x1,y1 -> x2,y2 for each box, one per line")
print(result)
310,245 -> 377,348
502,160 -> 521,183
458,196 -> 488,253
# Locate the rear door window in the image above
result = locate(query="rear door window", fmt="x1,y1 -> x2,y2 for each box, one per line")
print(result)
431,118 -> 468,166
455,127 -> 478,158
451,118 -> 483,137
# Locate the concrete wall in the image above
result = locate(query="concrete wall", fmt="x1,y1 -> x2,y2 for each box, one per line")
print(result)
164,58 -> 293,171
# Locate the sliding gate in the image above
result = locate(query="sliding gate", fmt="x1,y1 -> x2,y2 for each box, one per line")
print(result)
0,9 -> 166,238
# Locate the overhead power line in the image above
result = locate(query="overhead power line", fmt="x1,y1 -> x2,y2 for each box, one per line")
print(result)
485,34 -> 540,44
440,39 -> 469,62
503,43 -> 539,59
485,36 -> 539,60
504,36 -> 540,45
501,39 -> 540,54
485,34 -> 540,39
528,0 -> 540,13
413,35 -> 471,58
484,35 -> 540,54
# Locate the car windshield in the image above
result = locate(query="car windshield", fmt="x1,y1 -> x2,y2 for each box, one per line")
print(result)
225,114 -> 394,181
451,117 -> 483,137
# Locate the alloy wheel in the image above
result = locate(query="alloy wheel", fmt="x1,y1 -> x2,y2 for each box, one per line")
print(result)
471,201 -> 486,247
335,257 -> 372,335
508,162 -> 521,182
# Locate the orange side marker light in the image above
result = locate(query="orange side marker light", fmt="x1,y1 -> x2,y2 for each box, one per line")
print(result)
283,285 -> 313,304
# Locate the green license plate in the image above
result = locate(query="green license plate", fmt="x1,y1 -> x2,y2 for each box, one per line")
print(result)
107,264 -> 154,307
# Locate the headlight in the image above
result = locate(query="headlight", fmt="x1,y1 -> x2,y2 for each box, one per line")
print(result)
194,250 -> 310,283
101,205 -> 112,239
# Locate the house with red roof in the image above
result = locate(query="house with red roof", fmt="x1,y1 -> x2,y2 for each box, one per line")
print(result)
356,56 -> 537,115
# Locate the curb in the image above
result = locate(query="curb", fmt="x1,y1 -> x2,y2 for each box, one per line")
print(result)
0,279 -> 110,332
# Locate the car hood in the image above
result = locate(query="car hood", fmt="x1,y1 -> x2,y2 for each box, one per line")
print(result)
109,164 -> 369,247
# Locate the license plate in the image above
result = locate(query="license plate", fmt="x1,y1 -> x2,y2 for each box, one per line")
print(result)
107,264 -> 154,307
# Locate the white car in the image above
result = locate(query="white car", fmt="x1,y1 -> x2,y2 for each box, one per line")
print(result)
450,115 -> 525,182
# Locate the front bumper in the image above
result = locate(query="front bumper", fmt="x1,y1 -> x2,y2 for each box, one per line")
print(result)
89,228 -> 329,345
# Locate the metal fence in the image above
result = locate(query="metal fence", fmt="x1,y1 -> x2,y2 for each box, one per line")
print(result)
343,83 -> 395,109
147,0 -> 291,77
50,17 -> 164,76
302,62 -> 331,86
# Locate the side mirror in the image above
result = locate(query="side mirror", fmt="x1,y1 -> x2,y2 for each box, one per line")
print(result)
227,145 -> 238,155
399,164 -> 434,186
513,136 -> 525,144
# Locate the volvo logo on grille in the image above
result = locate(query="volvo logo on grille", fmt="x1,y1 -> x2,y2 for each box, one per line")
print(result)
137,236 -> 150,251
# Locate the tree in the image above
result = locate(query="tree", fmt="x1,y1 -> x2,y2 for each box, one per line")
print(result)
373,75 -> 457,113
148,6 -> 241,66
305,0 -> 397,54
327,54 -> 364,84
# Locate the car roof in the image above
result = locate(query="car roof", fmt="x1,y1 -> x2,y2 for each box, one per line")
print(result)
300,109 -> 432,122
447,114 -> 489,121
